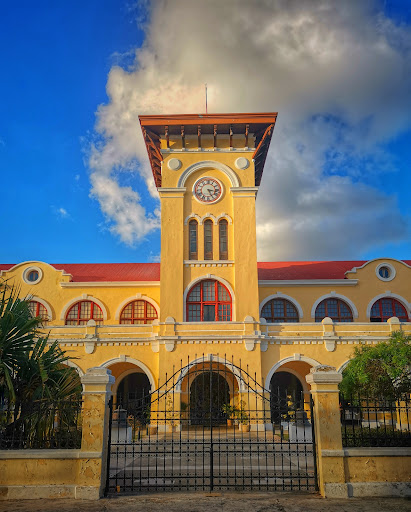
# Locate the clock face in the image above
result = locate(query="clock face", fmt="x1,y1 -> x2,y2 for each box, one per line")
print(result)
193,177 -> 223,204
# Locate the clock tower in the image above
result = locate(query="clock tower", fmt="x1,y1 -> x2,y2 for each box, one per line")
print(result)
139,113 -> 277,324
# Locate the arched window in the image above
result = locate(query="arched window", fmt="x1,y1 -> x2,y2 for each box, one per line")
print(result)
315,298 -> 353,322
29,300 -> 49,323
261,298 -> 299,323
120,300 -> 158,324
204,219 -> 213,260
186,280 -> 232,322
370,298 -> 409,322
189,220 -> 198,260
65,300 -> 103,325
219,219 -> 228,260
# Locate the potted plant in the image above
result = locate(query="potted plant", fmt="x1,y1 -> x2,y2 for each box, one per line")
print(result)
237,401 -> 249,432
222,403 -> 237,427
166,395 -> 178,433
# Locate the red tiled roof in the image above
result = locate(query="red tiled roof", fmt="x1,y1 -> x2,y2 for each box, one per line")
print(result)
257,261 -> 366,280
1,261 -> 410,282
0,263 -> 161,282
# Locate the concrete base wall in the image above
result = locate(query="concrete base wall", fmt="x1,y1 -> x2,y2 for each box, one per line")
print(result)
321,448 -> 411,498
0,450 -> 103,500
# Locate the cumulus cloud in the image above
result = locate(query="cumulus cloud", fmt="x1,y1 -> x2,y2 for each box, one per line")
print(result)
90,0 -> 411,258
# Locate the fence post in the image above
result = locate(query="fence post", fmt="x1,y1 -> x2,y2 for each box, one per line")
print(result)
306,365 -> 347,498
76,367 -> 115,500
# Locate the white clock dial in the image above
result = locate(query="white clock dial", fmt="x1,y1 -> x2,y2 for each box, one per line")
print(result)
193,177 -> 223,204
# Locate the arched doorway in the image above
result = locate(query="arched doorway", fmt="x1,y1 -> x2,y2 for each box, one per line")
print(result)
117,372 -> 151,425
190,371 -> 230,426
270,371 -> 304,423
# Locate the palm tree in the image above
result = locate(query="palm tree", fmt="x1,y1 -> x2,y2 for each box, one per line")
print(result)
0,283 -> 81,448
0,285 -> 41,401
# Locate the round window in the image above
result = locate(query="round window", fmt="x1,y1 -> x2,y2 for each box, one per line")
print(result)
378,266 -> 390,279
375,262 -> 396,282
22,266 -> 43,285
27,270 -> 39,282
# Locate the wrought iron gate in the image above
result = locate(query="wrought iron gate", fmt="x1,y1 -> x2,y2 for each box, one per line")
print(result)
106,356 -> 317,494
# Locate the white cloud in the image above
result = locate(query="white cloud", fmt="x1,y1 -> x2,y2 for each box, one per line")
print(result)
52,206 -> 70,219
89,0 -> 411,258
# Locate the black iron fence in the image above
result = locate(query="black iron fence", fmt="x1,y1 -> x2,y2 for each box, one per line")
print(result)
0,397 -> 83,449
340,394 -> 411,447
107,356 -> 317,494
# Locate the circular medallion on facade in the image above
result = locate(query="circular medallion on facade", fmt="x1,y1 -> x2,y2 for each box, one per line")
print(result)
193,177 -> 223,204
167,158 -> 182,171
235,157 -> 249,170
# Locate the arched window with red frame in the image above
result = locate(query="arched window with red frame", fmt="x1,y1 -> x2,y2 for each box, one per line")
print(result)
315,298 -> 353,322
29,300 -> 49,324
120,300 -> 158,324
186,279 -> 232,322
65,300 -> 103,325
370,298 -> 409,322
261,298 -> 299,323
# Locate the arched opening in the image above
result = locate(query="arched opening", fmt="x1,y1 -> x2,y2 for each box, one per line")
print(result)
370,297 -> 409,322
189,372 -> 230,426
315,298 -> 353,322
186,279 -> 232,321
116,372 -> 151,425
270,371 -> 304,423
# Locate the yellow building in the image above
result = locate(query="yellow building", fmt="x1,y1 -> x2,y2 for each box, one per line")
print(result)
1,112 -> 410,405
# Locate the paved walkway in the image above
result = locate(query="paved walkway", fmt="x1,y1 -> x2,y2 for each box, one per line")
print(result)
1,493 -> 410,512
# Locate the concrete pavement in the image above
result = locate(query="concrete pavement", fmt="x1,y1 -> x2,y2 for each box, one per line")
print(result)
0,492 -> 410,512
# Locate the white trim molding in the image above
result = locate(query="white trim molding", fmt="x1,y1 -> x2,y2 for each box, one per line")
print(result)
27,295 -> 53,320
259,292 -> 304,320
310,292 -> 359,319
216,213 -> 233,224
337,360 -> 351,374
184,212 -> 233,226
64,360 -> 85,377
177,160 -> 240,188
366,292 -> 410,319
114,294 -> 160,321
184,213 -> 202,225
264,356 -> 321,391
100,356 -> 155,391
183,274 -> 236,321
0,260 -> 73,280
60,294 -> 108,321
345,258 -> 411,276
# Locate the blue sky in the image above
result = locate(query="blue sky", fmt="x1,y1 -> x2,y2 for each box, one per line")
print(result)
1,1 -> 410,263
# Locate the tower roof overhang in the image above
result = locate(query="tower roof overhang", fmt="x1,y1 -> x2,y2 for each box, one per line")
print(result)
139,112 -> 278,188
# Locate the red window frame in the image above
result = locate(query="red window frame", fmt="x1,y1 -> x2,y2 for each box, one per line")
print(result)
186,279 -> 232,322
29,300 -> 48,323
65,300 -> 103,325
315,298 -> 353,322
261,298 -> 299,323
370,298 -> 408,322
119,300 -> 158,324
